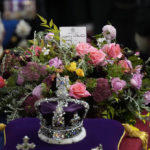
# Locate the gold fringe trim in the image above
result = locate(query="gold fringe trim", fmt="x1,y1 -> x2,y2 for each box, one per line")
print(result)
122,123 -> 148,150
0,123 -> 6,145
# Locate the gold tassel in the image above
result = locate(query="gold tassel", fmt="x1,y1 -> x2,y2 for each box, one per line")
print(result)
122,123 -> 148,150
0,123 -> 6,145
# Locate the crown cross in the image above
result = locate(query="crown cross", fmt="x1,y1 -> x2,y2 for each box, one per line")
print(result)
52,74 -> 69,129
16,136 -> 36,150
56,74 -> 70,102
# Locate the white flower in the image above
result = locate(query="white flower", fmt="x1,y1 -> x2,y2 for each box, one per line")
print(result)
102,25 -> 116,41
97,37 -> 106,48
16,20 -> 31,38
42,47 -> 50,55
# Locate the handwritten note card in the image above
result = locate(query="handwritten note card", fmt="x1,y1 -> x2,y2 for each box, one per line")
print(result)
60,27 -> 86,47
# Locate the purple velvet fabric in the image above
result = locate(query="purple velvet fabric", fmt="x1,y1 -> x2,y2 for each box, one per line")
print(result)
3,118 -> 124,150
39,102 -> 84,114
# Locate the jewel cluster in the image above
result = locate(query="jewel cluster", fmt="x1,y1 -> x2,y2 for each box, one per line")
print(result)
39,125 -> 82,140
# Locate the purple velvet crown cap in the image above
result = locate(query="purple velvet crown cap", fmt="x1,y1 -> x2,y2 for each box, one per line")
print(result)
39,101 -> 84,114
37,100 -> 86,127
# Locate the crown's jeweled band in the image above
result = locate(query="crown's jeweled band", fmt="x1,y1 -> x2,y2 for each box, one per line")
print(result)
39,123 -> 83,140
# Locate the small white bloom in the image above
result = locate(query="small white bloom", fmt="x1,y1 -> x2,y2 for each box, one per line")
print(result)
47,44 -> 51,48
107,60 -> 114,65
42,47 -> 50,55
97,37 -> 106,48
16,20 -> 31,38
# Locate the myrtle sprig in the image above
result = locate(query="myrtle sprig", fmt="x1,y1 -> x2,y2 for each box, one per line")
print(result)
37,14 -> 59,35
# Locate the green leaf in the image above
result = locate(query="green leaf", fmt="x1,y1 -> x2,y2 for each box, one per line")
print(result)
49,19 -> 53,28
86,78 -> 97,92
109,106 -> 115,118
37,14 -> 47,24
54,24 -> 58,31
49,89 -> 53,96
40,24 -> 49,28
28,40 -> 34,44
40,39 -> 45,48
54,35 -> 60,41
40,23 -> 47,26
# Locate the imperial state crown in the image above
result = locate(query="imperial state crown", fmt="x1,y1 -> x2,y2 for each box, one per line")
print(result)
35,74 -> 89,144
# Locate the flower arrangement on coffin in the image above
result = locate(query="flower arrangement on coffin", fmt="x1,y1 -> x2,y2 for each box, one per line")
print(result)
1,16 -> 150,124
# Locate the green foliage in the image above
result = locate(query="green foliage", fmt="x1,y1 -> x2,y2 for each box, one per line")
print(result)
86,78 -> 97,93
142,78 -> 150,89
106,63 -> 124,78
7,73 -> 18,87
37,14 -> 47,25
0,82 -> 37,122
122,73 -> 132,84
0,87 -> 7,95
41,83 -> 48,97
37,14 -> 59,35
101,105 -> 115,119
128,55 -> 143,67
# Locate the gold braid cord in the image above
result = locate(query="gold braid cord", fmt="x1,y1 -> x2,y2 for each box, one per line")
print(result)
122,123 -> 148,150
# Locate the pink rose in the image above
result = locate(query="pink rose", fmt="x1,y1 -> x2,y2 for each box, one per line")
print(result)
76,43 -> 92,56
130,73 -> 143,89
118,59 -> 132,73
102,43 -> 122,59
32,84 -> 42,99
49,57 -> 62,68
111,78 -> 126,93
69,82 -> 91,99
89,49 -> 106,65
144,91 -> 150,105
102,25 -> 116,40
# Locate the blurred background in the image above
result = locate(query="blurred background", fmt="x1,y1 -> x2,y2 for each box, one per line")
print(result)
0,0 -> 150,59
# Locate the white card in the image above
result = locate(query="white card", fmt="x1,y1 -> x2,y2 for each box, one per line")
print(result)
60,27 -> 86,47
